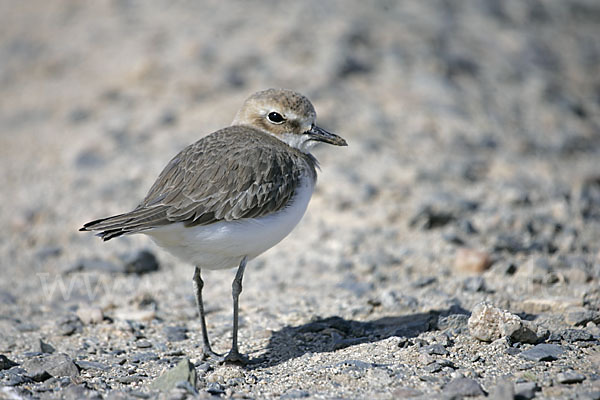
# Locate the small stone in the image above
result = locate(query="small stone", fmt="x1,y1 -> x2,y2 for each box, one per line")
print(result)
56,315 -> 83,336
69,257 -> 120,273
281,389 -> 311,399
117,375 -> 145,384
442,377 -> 485,399
454,248 -> 491,273
131,352 -> 159,363
519,344 -> 564,362
520,297 -> 582,314
561,329 -> 594,342
206,382 -> 225,395
437,314 -> 469,334
136,340 -> 153,348
114,308 -> 156,322
75,360 -> 110,371
23,353 -> 79,381
462,276 -> 487,292
164,326 -> 188,342
36,339 -> 55,354
565,309 -> 600,326
120,250 -> 160,275
422,344 -> 449,356
468,302 -> 528,342
556,370 -> 586,384
148,358 -> 196,392
490,378 -> 514,400
76,306 -> 104,325
0,355 -> 18,370
514,381 -> 539,399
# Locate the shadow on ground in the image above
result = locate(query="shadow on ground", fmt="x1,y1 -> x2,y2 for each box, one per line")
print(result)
250,306 -> 469,368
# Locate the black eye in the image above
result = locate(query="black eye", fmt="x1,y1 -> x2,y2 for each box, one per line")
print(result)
267,112 -> 285,124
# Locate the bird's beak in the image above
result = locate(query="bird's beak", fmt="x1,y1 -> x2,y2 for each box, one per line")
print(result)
307,125 -> 348,146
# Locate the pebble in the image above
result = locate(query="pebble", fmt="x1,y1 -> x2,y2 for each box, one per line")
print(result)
163,326 -> 188,342
468,302 -> 538,343
519,344 -> 565,362
489,378 -> 514,400
75,360 -> 111,371
120,250 -> 160,275
514,381 -> 539,399
22,353 -> 79,381
565,309 -> 600,326
442,377 -> 485,399
148,358 -> 196,392
76,306 -> 104,325
520,297 -> 582,314
422,344 -> 449,356
35,339 -> 55,354
556,370 -> 586,384
561,328 -> 594,342
0,355 -> 18,370
454,248 -> 491,273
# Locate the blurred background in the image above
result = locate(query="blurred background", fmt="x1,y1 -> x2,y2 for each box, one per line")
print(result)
0,0 -> 599,397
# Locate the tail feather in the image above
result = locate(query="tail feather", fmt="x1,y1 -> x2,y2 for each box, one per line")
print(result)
80,207 -> 167,241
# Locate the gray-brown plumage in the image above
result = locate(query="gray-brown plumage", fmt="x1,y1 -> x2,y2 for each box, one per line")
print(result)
81,126 -> 318,240
80,88 -> 346,364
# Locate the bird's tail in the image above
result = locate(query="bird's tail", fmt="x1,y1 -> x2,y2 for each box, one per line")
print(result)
80,207 -> 166,241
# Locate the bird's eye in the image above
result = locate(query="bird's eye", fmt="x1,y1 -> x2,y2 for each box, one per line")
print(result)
267,112 -> 285,124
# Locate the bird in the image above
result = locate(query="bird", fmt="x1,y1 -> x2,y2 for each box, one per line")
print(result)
80,88 -> 347,364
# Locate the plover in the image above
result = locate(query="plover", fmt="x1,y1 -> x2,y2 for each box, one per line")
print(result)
80,89 -> 347,363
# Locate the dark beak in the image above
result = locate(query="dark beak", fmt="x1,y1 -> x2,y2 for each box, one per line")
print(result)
307,125 -> 348,146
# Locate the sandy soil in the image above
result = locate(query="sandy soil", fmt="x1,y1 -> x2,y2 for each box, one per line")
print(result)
1,1 -> 599,398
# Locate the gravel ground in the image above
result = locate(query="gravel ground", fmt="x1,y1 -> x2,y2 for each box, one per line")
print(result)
1,1 -> 600,399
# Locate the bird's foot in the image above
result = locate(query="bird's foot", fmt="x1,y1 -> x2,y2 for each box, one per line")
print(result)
220,349 -> 249,365
201,346 -> 222,361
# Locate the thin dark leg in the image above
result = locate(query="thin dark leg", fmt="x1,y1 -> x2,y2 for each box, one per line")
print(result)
193,266 -> 219,359
223,256 -> 249,364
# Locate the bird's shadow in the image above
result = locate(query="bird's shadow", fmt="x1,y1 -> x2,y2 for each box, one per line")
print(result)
247,306 -> 469,369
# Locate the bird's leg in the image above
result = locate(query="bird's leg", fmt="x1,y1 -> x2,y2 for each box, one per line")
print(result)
223,256 -> 249,364
193,266 -> 220,359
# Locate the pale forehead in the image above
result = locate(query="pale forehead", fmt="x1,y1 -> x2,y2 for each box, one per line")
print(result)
247,89 -> 316,119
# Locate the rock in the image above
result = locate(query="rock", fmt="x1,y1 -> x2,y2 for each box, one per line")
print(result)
462,276 -> 487,292
519,344 -> 564,362
113,308 -> 156,322
489,379 -> 514,400
379,290 -> 418,309
514,381 -> 539,399
422,344 -> 449,356
565,309 -> 600,326
164,326 -> 188,342
561,329 -> 594,342
35,339 -> 55,354
76,306 -> 104,325
0,355 -> 18,370
468,302 -> 538,343
75,360 -> 110,371
206,382 -> 225,395
120,250 -> 160,275
148,358 -> 196,391
454,249 -> 491,273
520,297 -> 582,314
68,257 -> 120,274
510,321 -> 540,344
23,353 -> 79,381
442,377 -> 485,399
556,370 -> 586,384
56,315 -> 83,336
437,314 -> 470,334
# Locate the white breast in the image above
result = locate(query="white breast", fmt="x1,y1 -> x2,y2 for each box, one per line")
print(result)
145,174 -> 315,270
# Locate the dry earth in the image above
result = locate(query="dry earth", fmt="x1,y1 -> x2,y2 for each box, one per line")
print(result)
1,1 -> 600,399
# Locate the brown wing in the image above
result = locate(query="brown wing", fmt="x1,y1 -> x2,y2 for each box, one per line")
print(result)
80,126 -> 316,240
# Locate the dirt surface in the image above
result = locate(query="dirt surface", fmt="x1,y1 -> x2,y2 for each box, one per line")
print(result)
1,1 -> 600,399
